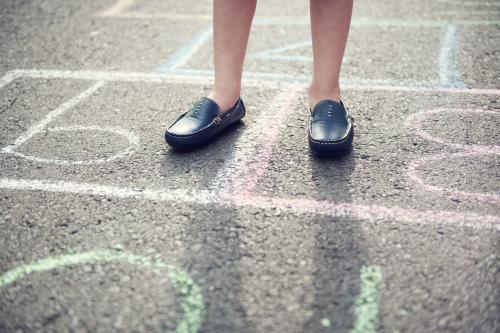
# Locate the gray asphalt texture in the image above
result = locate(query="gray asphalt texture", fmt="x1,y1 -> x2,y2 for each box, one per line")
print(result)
1,0 -> 499,332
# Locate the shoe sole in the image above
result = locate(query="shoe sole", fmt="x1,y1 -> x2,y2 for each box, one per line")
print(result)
308,125 -> 354,156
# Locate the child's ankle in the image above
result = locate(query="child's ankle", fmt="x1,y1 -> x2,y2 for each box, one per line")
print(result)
308,85 -> 341,109
208,89 -> 241,113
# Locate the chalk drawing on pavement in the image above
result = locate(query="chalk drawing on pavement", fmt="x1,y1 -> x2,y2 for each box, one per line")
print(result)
0,248 -> 205,333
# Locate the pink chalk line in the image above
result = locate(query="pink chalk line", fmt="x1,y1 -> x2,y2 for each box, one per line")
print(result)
343,84 -> 500,96
0,178 -> 498,230
215,85 -> 305,197
407,151 -> 500,204
405,108 -> 500,153
405,108 -> 500,204
232,193 -> 500,230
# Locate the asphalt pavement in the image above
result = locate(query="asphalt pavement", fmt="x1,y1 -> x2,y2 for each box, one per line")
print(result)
0,0 -> 499,332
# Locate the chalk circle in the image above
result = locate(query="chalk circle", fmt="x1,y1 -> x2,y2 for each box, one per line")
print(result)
8,125 -> 140,165
408,151 -> 500,204
405,108 -> 500,152
406,108 -> 500,203
0,249 -> 204,333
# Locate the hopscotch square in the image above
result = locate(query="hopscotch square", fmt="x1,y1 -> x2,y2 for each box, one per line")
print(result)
0,70 -> 499,229
0,71 -> 278,192
99,1 -> 457,87
0,2 -> 497,230
99,0 -> 500,89
182,24 -> 443,85
0,78 -> 91,148
249,89 -> 500,214
155,19 -> 466,89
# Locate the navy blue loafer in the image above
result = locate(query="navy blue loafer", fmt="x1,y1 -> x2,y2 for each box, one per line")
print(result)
165,97 -> 245,150
308,99 -> 354,155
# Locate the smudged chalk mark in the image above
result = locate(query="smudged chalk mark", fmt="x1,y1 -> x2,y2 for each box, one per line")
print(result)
321,318 -> 332,327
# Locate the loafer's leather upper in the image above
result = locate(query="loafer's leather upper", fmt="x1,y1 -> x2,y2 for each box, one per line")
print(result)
309,99 -> 352,142
167,97 -> 221,136
165,97 -> 245,149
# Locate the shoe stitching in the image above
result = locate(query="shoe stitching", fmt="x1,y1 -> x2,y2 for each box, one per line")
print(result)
308,126 -> 354,145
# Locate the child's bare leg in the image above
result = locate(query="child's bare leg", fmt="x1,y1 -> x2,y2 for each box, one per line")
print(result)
208,0 -> 257,112
309,0 -> 353,108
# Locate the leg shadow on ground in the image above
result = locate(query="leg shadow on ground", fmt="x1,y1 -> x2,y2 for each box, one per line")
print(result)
303,152 -> 370,333
181,206 -> 255,333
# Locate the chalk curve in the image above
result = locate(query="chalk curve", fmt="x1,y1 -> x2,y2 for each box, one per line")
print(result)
405,108 -> 500,153
0,248 -> 204,333
407,150 -> 500,204
4,125 -> 140,165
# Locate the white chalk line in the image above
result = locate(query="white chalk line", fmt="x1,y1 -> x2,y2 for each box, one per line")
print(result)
255,17 -> 500,27
438,10 -> 500,15
157,25 -> 212,73
0,73 -> 498,228
95,11 -> 500,27
104,12 -> 213,21
178,68 -> 413,87
250,41 -> 312,62
0,80 -> 141,165
209,85 -> 305,194
249,41 -> 350,64
405,108 -> 500,204
95,0 -> 500,27
439,23 -> 466,88
253,54 -> 313,62
2,81 -> 106,154
97,5 -> 495,94
1,69 -> 278,89
4,125 -> 140,165
2,69 -> 500,95
339,83 -> 500,95
0,71 -> 21,90
181,68 -> 491,94
0,178 -> 215,205
98,0 -> 136,17
5,69 -> 207,84
438,0 -> 500,6
252,17 -> 500,27
0,178 -> 498,230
